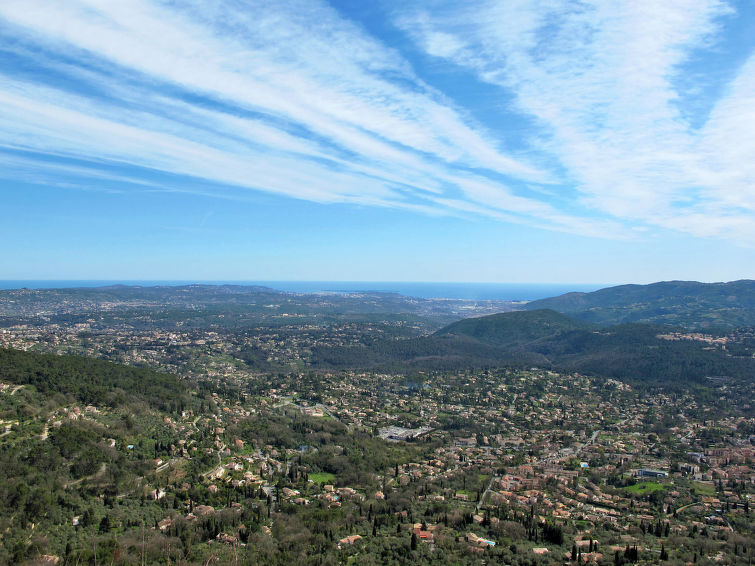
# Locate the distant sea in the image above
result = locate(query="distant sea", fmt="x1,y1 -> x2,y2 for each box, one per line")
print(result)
0,281 -> 606,301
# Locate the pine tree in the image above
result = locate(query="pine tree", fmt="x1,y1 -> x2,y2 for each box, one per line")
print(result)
99,514 -> 110,533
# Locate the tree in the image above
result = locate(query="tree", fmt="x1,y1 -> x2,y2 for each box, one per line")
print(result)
82,507 -> 95,528
99,514 -> 111,533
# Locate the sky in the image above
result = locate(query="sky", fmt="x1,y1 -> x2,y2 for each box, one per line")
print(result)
1,0 -> 753,284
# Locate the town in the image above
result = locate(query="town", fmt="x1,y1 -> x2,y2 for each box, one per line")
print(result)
0,285 -> 753,564
1,356 -> 752,564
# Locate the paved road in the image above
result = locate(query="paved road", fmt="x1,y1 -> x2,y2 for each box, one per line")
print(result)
476,475 -> 500,512
316,404 -> 350,430
156,458 -> 177,473
66,462 -> 107,488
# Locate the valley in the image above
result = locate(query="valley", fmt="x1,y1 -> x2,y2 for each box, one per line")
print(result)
0,282 -> 753,565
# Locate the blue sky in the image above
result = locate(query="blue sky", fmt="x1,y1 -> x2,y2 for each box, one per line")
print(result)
1,0 -> 753,283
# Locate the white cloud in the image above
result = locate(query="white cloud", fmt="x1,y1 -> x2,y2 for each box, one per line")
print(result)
3,0 -> 749,242
0,0 -> 543,177
0,0 -> 607,233
396,0 -> 755,242
698,56 -> 755,213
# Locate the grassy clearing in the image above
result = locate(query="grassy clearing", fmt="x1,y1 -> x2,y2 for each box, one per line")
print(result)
624,481 -> 665,495
309,472 -> 336,484
692,482 -> 716,496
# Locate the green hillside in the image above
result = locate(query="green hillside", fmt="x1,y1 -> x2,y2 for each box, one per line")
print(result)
311,310 -> 755,386
524,280 -> 755,328
0,348 -> 207,564
0,347 -> 192,413
434,309 -> 590,346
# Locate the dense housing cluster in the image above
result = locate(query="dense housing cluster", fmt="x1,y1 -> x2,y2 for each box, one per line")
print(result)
0,285 -> 752,564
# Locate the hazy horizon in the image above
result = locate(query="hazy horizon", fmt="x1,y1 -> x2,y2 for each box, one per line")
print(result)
0,280 -> 612,301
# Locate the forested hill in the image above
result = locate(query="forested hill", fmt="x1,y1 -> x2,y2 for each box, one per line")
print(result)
434,309 -> 589,346
0,347 -> 192,413
523,280 -> 755,328
435,312 -> 754,384
311,310 -> 755,386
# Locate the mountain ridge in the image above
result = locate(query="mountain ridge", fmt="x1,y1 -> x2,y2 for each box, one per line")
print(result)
523,279 -> 755,328
434,309 -> 591,346
311,309 -> 755,385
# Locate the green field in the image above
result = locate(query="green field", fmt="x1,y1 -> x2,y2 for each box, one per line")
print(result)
309,472 -> 337,484
692,482 -> 717,496
624,481 -> 665,495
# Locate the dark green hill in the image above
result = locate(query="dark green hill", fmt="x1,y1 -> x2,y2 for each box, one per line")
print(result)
310,310 -> 573,370
310,309 -> 755,386
434,309 -> 591,346
0,347 -> 192,412
524,280 -> 755,328
524,323 -> 753,384
310,333 -> 534,370
0,349 -> 206,564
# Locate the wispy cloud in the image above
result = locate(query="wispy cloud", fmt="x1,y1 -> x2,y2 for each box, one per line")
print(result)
396,0 -> 755,242
0,0 -> 752,242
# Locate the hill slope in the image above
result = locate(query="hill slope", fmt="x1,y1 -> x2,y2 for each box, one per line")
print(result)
524,280 -> 755,328
434,309 -> 590,346
0,347 -> 192,412
311,310 -> 755,385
